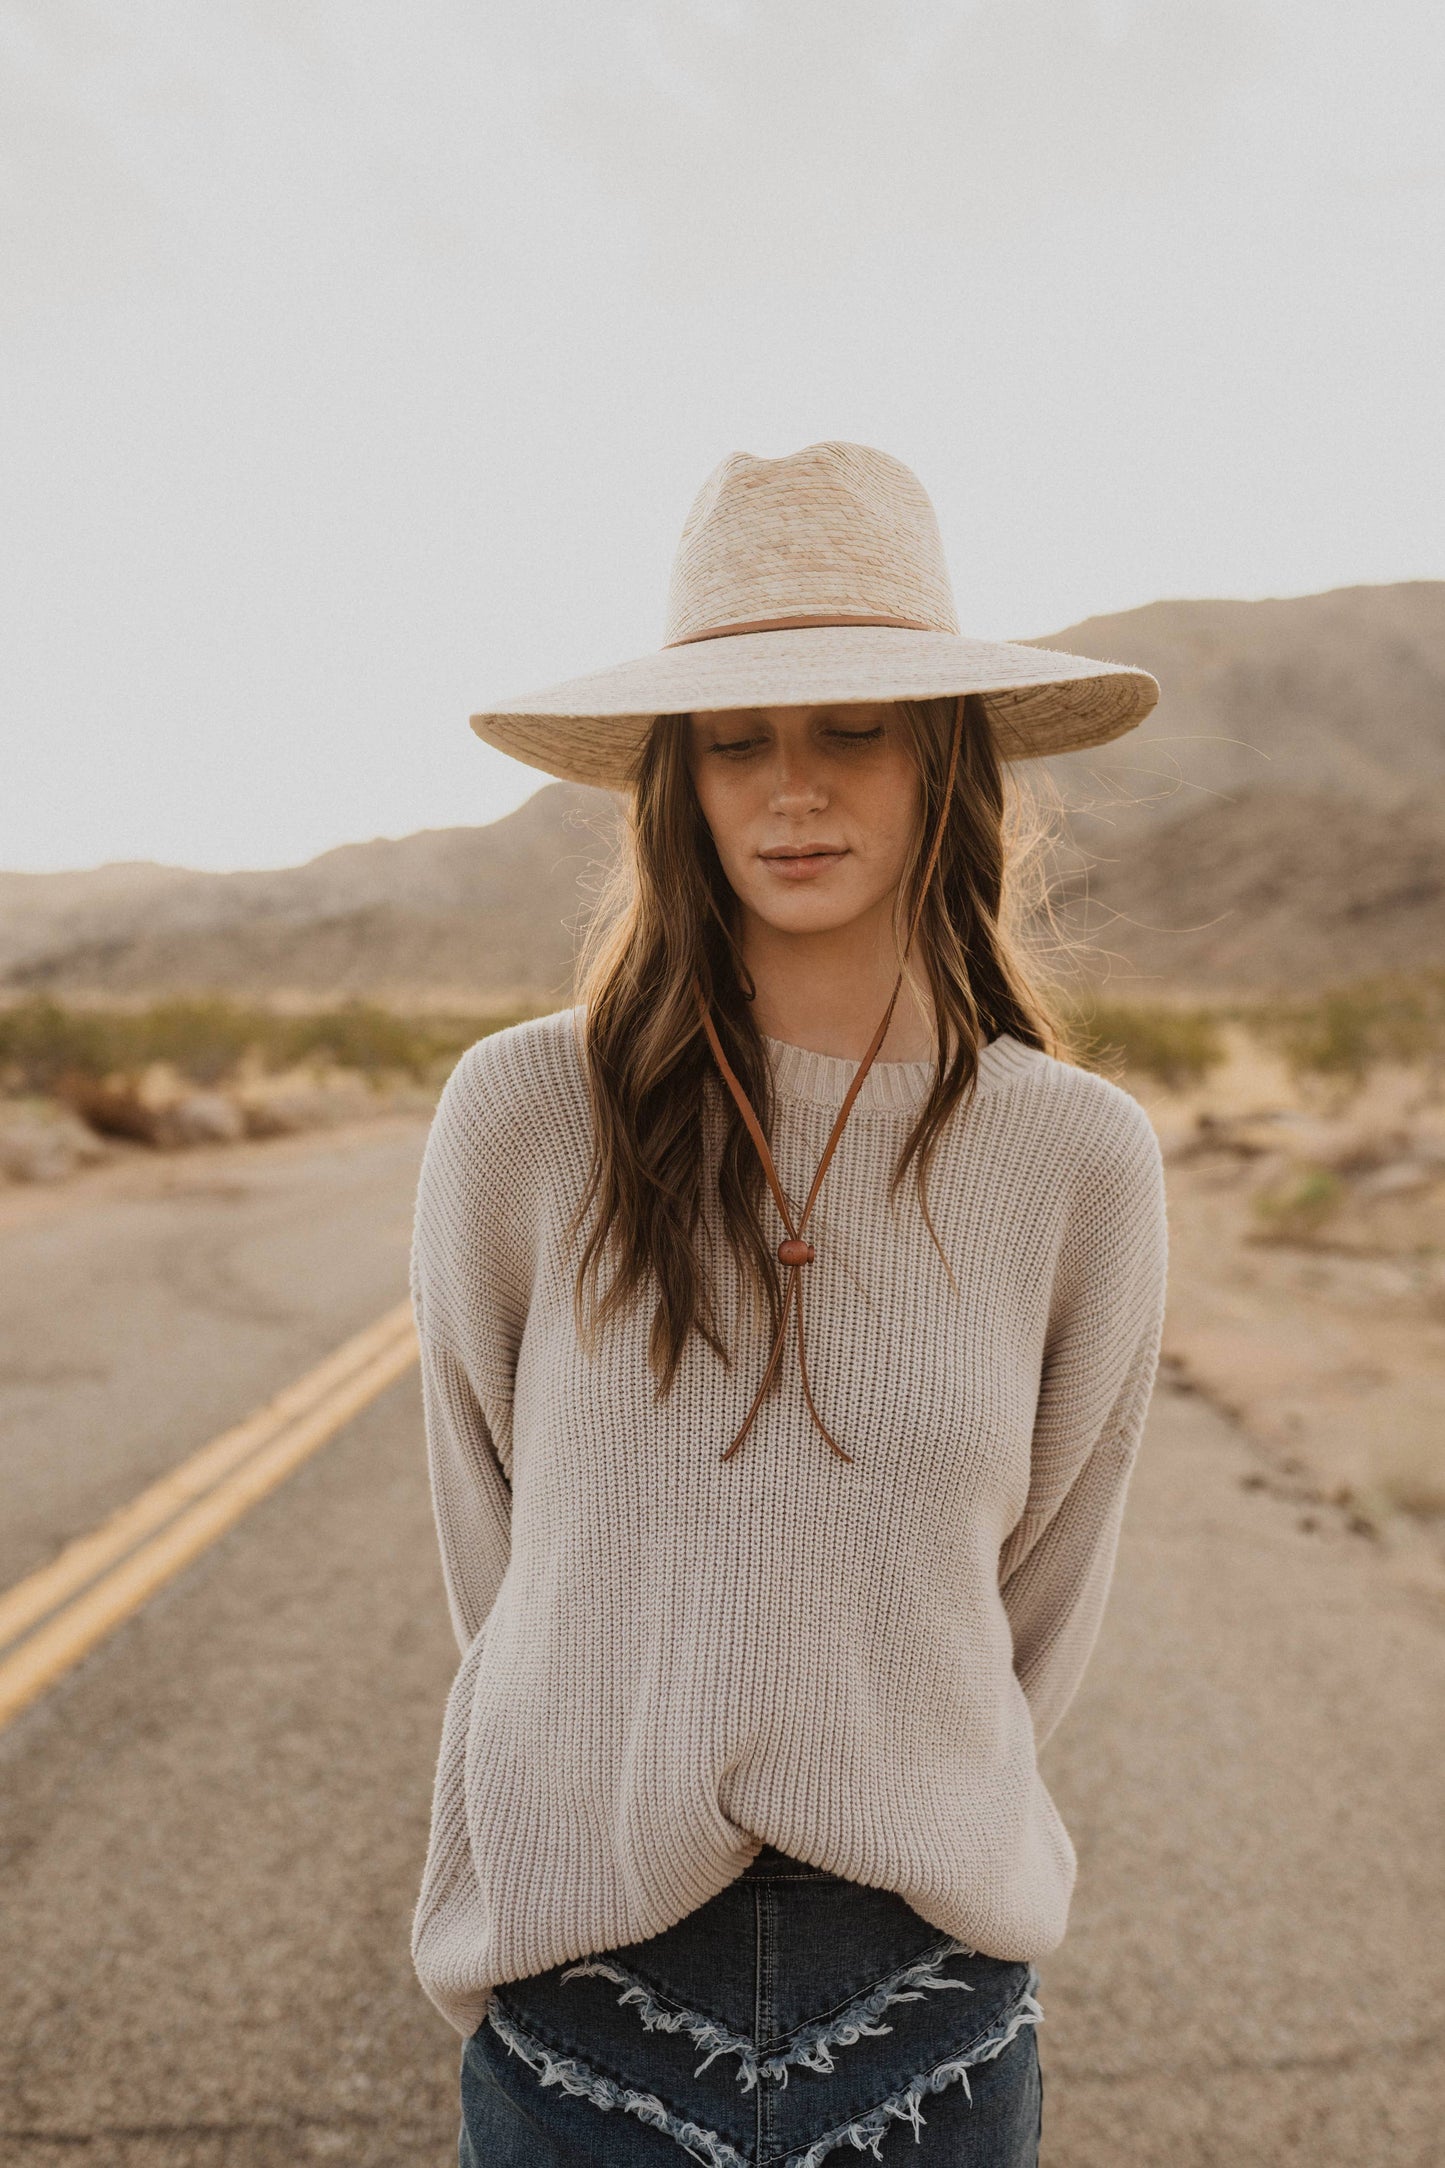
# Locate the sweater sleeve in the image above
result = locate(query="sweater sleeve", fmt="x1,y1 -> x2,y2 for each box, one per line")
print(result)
410,1038 -> 536,1656
414,1334 -> 513,1656
998,1089 -> 1169,1750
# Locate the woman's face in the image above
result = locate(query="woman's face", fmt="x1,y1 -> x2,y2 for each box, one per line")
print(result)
686,701 -> 921,944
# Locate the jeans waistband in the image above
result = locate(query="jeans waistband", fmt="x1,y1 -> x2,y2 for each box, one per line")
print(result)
740,1841 -> 841,1881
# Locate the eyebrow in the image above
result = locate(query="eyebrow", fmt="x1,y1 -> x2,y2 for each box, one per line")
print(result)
726,708 -> 888,725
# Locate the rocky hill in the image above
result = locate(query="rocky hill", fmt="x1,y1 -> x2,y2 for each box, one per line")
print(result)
4,581 -> 1441,1005
1027,581 -> 1445,995
0,786 -> 620,1009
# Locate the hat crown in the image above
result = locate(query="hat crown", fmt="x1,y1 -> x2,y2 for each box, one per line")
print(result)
664,440 -> 961,648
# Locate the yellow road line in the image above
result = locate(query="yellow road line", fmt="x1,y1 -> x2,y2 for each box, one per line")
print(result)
0,1318 -> 419,1734
0,1299 -> 416,1656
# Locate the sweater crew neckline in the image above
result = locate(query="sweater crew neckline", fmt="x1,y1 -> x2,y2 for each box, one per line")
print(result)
762,1030 -> 1041,1112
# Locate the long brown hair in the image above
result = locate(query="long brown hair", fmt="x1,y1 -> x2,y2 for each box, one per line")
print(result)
567,693 -> 1077,1398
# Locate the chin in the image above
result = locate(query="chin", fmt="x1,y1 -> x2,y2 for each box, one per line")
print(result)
749,891 -> 871,939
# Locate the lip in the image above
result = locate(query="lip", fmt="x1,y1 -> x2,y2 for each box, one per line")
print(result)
758,846 -> 848,881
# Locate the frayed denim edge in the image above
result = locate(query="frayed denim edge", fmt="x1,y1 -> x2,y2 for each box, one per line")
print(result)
485,1971 -> 1044,2168
783,1973 -> 1045,2168
558,1933 -> 979,2090
483,1998 -> 748,2168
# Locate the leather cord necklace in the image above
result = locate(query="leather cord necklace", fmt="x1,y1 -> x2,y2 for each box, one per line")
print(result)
691,697 -> 965,1463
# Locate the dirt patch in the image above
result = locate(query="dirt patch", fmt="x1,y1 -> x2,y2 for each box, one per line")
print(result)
1132,1025 -> 1445,1588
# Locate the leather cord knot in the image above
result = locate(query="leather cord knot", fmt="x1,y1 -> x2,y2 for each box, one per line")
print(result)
692,696 -> 965,1463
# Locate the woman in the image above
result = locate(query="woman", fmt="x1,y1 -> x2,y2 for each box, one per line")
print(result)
410,442 -> 1169,2167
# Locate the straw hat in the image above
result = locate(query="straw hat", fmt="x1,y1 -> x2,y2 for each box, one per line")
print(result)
471,441 -> 1158,788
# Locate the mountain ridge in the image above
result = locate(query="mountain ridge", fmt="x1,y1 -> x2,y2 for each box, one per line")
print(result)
6,581 -> 1441,1004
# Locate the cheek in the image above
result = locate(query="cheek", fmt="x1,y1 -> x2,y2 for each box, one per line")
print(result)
691,767 -> 754,873
851,757 -> 921,875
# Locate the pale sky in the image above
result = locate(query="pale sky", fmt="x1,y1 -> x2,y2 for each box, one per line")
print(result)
4,1 -> 1441,872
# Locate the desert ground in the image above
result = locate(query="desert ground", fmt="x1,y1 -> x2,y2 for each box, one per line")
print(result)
1132,1024 -> 1445,1587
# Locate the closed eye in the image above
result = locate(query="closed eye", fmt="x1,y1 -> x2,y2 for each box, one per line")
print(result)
705,723 -> 886,757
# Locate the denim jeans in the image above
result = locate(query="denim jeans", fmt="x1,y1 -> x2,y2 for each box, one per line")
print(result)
459,1843 -> 1044,2167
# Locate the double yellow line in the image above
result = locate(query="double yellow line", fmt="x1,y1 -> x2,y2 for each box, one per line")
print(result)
0,1301 -> 419,1734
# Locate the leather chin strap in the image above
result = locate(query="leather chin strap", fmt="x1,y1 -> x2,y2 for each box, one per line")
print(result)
691,696 -> 965,1463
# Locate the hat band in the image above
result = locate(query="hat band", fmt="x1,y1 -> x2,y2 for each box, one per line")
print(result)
664,608 -> 945,648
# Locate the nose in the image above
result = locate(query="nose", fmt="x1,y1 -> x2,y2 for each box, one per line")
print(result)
766,737 -> 828,814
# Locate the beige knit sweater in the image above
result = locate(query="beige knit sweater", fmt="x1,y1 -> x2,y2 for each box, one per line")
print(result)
409,1005 -> 1169,2039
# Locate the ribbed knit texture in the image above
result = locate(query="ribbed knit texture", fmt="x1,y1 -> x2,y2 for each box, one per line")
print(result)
409,1006 -> 1169,2039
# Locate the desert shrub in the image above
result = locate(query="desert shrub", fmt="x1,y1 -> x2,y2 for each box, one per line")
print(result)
1066,999 -> 1228,1089
0,995 -> 534,1094
1249,1165 -> 1347,1243
0,996 -> 280,1085
0,998 -> 116,1089
117,998 -> 270,1083
1250,970 -> 1445,1085
266,1002 -> 540,1078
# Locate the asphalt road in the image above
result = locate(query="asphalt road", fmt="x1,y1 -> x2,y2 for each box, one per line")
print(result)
0,1120 -> 1440,2166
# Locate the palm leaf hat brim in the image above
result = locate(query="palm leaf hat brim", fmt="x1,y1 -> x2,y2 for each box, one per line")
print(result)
471,442 -> 1158,790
